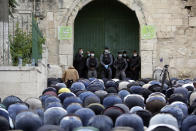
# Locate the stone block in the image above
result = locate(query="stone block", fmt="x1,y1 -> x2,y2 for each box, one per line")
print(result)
47,12 -> 54,21
59,43 -> 73,55
48,22 -> 55,29
46,29 -> 56,38
152,0 -> 161,4
0,71 -> 31,83
186,59 -> 196,68
48,42 -> 58,55
191,7 -> 196,17
64,0 -> 73,8
189,17 -> 196,27
48,55 -> 59,65
47,65 -> 62,78
157,31 -> 174,39
172,18 -> 183,26
141,62 -> 153,78
141,51 -> 153,78
172,26 -> 177,32
153,8 -> 169,14
140,39 -> 156,51
68,55 -> 73,65
59,55 -> 68,66
0,66 -> 47,100
176,47 -> 187,56
141,51 -> 153,62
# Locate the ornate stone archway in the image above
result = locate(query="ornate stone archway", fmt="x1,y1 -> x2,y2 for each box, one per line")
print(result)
59,0 -> 158,78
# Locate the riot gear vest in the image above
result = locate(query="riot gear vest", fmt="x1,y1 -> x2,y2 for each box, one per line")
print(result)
103,54 -> 111,65
116,58 -> 126,70
89,58 -> 97,68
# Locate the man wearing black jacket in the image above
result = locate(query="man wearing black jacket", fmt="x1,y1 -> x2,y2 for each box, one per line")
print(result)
73,48 -> 86,78
114,52 -> 128,80
129,50 -> 141,80
86,51 -> 99,78
100,47 -> 113,79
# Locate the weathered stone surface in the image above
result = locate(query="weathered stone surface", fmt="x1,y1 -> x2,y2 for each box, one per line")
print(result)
47,12 -> 54,21
68,55 -> 73,66
0,66 -> 47,100
1,0 -> 196,79
59,43 -> 73,55
140,39 -> 156,51
59,55 -> 68,66
189,17 -> 196,27
141,51 -> 153,78
47,65 -> 62,78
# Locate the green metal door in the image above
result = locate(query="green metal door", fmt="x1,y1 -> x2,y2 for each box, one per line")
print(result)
74,0 -> 139,58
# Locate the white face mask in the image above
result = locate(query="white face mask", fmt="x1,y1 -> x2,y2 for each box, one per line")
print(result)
80,51 -> 83,54
91,54 -> 95,57
88,53 -> 90,56
105,50 -> 109,54
123,54 -> 127,57
133,53 -> 137,57
118,54 -> 122,58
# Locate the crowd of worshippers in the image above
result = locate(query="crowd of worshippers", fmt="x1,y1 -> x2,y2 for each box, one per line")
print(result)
1,77 -> 196,131
73,47 -> 141,81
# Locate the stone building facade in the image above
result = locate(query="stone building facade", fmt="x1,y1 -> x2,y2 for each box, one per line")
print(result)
8,0 -> 196,79
0,0 -> 9,65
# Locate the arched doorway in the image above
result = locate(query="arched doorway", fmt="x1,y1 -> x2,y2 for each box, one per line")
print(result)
74,0 -> 140,58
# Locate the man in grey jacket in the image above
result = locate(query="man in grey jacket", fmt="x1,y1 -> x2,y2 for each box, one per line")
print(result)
100,47 -> 113,79
86,51 -> 99,78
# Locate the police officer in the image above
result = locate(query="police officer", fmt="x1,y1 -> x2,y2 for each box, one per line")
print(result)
86,51 -> 91,59
84,50 -> 91,78
123,51 -> 130,63
86,51 -> 99,78
129,50 -> 141,80
122,51 -> 130,78
73,48 -> 86,78
100,47 -> 113,79
114,51 -> 128,80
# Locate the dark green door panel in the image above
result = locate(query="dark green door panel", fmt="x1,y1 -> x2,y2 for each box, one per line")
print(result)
74,0 -> 139,58
74,18 -> 105,56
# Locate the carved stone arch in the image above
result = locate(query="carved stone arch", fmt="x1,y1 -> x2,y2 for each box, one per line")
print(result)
60,0 -> 148,26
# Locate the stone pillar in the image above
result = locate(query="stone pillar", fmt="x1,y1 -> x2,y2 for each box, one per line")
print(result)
59,39 -> 73,67
0,0 -> 9,65
140,39 -> 157,78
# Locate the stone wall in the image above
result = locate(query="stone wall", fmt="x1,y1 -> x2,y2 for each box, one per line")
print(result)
0,44 -> 48,100
8,0 -> 196,79
0,21 -> 9,65
0,66 -> 46,100
149,0 -> 196,78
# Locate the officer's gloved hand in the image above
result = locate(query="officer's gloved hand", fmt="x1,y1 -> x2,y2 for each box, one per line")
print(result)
105,65 -> 109,69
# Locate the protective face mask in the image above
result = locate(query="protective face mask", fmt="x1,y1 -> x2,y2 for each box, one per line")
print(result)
91,54 -> 95,57
133,53 -> 137,57
118,54 -> 122,57
104,50 -> 109,54
88,54 -> 90,57
80,51 -> 83,54
123,54 -> 127,57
